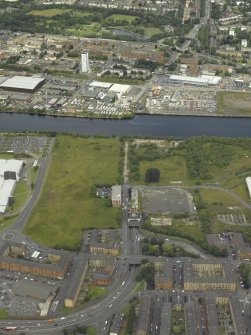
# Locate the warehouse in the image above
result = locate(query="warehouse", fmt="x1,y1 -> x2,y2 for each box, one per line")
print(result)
109,84 -> 131,98
0,159 -> 23,213
0,178 -> 16,214
0,76 -> 46,93
89,81 -> 112,89
246,176 -> 251,198
169,74 -> 222,86
0,159 -> 23,181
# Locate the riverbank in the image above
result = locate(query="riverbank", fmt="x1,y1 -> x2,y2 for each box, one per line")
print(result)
1,112 -> 251,138
3,107 -> 251,122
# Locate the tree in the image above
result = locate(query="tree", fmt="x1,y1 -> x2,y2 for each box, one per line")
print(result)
145,168 -> 160,183
162,242 -> 172,253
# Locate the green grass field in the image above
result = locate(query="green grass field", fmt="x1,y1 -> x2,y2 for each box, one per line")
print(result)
85,287 -> 107,302
0,309 -> 8,319
107,14 -> 139,24
24,136 -> 122,250
11,180 -> 28,212
143,27 -> 162,36
0,215 -> 17,231
216,91 -> 251,116
66,23 -> 102,37
28,9 -> 71,17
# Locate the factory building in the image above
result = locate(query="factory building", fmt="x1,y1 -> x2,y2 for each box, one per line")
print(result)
169,74 -> 222,86
246,176 -> 251,198
0,76 -> 46,94
0,159 -> 24,213
81,51 -> 90,73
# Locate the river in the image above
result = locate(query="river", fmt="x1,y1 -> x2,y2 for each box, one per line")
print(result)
0,113 -> 251,138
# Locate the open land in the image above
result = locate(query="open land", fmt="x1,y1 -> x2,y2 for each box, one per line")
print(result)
24,135 -> 123,250
216,91 -> 251,116
28,9 -> 71,17
129,137 -> 251,243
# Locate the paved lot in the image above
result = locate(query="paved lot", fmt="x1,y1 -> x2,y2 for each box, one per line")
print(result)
0,135 -> 48,154
140,187 -> 195,214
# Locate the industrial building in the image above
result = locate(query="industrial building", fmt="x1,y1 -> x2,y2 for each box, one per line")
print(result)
0,76 -> 46,94
169,74 -> 222,86
109,83 -> 131,98
246,176 -> 251,198
81,51 -> 90,73
0,159 -> 24,213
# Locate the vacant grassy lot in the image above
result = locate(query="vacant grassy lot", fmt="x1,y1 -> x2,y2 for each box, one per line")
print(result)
24,136 -> 122,250
143,27 -> 162,36
216,91 -> 251,116
28,9 -> 70,17
0,215 -> 17,231
107,14 -> 139,24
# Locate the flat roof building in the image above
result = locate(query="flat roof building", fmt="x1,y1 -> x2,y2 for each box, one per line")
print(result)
169,74 -> 222,86
0,159 -> 23,213
246,176 -> 251,198
0,76 -> 46,93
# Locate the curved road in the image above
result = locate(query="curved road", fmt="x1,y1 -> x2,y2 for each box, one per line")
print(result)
0,266 -> 138,333
0,138 -> 55,242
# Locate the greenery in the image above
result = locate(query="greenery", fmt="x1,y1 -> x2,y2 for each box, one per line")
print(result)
141,237 -> 198,257
144,167 -> 160,183
198,24 -> 209,51
136,262 -> 155,289
238,262 -> 251,289
0,308 -> 8,319
84,287 -> 107,303
0,4 -> 179,40
129,142 -> 167,182
216,91 -> 251,116
24,135 -> 123,250
63,326 -> 96,335
123,297 -> 138,335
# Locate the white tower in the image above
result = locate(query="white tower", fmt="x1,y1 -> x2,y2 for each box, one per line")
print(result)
81,52 -> 90,73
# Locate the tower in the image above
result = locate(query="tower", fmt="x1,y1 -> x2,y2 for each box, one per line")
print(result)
81,51 -> 90,73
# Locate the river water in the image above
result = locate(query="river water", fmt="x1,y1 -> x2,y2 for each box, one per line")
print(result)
0,113 -> 251,138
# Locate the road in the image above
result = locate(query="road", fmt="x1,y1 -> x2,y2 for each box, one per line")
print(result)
0,265 -> 138,334
0,138 -> 55,243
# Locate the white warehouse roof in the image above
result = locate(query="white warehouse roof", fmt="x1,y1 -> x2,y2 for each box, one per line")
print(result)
0,159 -> 23,179
169,74 -> 222,86
0,76 -> 45,90
246,177 -> 251,198
109,84 -> 131,94
0,178 -> 16,214
89,81 -> 112,89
